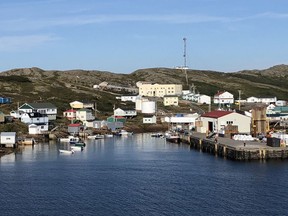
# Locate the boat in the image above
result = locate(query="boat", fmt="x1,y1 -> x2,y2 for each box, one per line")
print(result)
59,149 -> 75,154
87,134 -> 105,139
165,132 -> 180,144
105,134 -> 113,138
59,136 -> 80,143
151,133 -> 164,138
116,130 -> 133,136
71,141 -> 86,147
70,146 -> 83,151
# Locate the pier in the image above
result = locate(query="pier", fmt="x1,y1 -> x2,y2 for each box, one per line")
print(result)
179,132 -> 288,160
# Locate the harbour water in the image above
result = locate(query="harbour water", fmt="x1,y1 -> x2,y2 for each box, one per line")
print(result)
1,133 -> 288,216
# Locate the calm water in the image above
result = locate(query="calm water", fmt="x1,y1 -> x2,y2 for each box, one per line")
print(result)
1,133 -> 288,216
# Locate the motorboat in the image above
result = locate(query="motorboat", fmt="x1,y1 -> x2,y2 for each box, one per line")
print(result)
71,141 -> 86,147
116,130 -> 133,136
165,132 -> 180,144
105,134 -> 113,138
59,149 -> 75,154
70,146 -> 83,151
59,136 -> 80,143
151,133 -> 164,138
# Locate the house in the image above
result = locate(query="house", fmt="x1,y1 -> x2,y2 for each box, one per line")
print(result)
117,95 -> 139,102
0,111 -> 5,123
163,95 -> 178,106
18,102 -> 57,120
21,112 -> 49,124
70,101 -> 95,110
199,110 -> 251,134
28,123 -> 49,135
63,109 -> 76,120
107,116 -> 126,123
68,123 -> 84,134
213,91 -> 234,105
164,113 -> 199,130
143,115 -> 157,124
70,101 -> 84,109
139,83 -> 182,97
198,95 -> 211,105
10,110 -> 24,119
114,108 -> 137,118
247,96 -> 277,104
0,132 -> 17,148
106,122 -> 124,131
76,108 -> 95,122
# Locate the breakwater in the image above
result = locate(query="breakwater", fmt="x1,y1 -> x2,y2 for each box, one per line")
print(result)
179,133 -> 288,161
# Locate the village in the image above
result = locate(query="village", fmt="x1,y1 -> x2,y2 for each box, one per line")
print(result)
0,80 -> 288,157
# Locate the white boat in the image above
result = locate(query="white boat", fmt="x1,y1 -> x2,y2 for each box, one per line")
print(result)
105,134 -> 113,138
165,132 -> 180,144
70,146 -> 83,151
118,130 -> 133,136
59,149 -> 75,154
59,136 -> 80,143
87,134 -> 105,139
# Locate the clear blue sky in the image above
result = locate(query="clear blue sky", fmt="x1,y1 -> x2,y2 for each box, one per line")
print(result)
1,0 -> 288,73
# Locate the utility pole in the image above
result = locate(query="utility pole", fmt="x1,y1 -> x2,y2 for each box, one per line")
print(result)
183,37 -> 188,86
238,90 -> 242,110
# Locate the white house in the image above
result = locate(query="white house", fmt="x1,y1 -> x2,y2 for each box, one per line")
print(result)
28,123 -> 49,135
117,95 -> 139,103
21,113 -> 49,124
199,110 -> 251,134
114,108 -> 137,118
76,109 -> 95,122
213,91 -> 234,104
63,109 -> 76,120
246,96 -> 277,104
143,115 -> 157,124
18,102 -> 57,120
0,132 -> 17,147
198,95 -> 211,105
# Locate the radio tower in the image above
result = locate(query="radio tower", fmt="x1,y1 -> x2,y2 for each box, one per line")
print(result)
183,37 -> 188,86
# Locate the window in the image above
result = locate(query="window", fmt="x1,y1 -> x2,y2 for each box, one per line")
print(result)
226,121 -> 233,125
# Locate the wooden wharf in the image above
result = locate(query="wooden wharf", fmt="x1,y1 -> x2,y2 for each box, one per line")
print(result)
179,132 -> 288,161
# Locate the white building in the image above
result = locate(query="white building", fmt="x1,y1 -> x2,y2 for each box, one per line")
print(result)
143,115 -> 157,124
246,96 -> 277,104
164,113 -> 199,130
163,95 -> 179,106
76,109 -> 95,122
213,91 -> 234,104
21,113 -> 49,124
0,132 -> 16,147
18,102 -> 57,120
117,95 -> 138,103
199,110 -> 251,134
114,108 -> 137,118
28,123 -> 49,135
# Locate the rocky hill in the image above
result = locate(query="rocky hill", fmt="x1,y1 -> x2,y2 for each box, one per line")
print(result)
0,65 -> 287,115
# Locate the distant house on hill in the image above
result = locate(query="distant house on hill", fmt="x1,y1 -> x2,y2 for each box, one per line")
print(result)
213,91 -> 234,105
63,109 -> 76,120
21,112 -> 49,124
246,96 -> 277,104
114,108 -> 137,118
18,102 -> 57,120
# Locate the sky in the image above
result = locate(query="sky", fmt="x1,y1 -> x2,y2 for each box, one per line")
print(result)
1,0 -> 288,73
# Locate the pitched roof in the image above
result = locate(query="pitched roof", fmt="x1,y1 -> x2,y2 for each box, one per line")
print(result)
20,102 -> 56,109
201,110 -> 232,118
68,123 -> 82,127
64,109 -> 76,113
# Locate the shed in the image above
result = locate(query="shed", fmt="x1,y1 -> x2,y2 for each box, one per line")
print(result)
0,132 -> 17,148
68,123 -> 84,134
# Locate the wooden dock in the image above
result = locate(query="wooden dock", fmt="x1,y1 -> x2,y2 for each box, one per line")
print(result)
179,132 -> 288,161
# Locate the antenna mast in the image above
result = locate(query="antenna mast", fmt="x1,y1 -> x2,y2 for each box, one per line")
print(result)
183,37 -> 187,68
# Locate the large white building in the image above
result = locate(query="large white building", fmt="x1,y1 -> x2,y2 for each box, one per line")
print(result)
199,110 -> 251,134
139,83 -> 182,97
246,96 -> 277,104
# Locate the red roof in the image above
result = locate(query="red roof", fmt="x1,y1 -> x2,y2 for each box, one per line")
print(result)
68,123 -> 81,127
201,110 -> 232,118
65,109 -> 76,113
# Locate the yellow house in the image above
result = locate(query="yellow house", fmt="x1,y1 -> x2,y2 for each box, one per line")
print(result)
70,101 -> 84,109
163,95 -> 179,106
139,83 -> 182,97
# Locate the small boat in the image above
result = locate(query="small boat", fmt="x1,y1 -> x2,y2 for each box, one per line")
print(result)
116,130 -> 133,136
59,149 -> 75,154
70,146 -> 83,151
59,136 -> 80,143
151,133 -> 164,138
71,141 -> 86,147
165,132 -> 180,144
87,134 -> 105,139
105,134 -> 113,138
